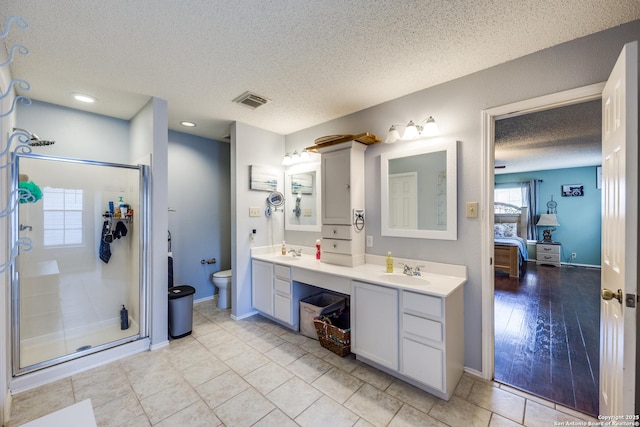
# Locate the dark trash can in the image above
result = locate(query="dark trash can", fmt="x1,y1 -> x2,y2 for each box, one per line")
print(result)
168,285 -> 196,338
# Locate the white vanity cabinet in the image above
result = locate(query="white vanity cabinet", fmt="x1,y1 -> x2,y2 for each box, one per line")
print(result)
351,281 -> 399,370
399,287 -> 464,400
319,141 -> 366,267
252,259 -> 317,330
351,278 -> 464,401
251,259 -> 274,316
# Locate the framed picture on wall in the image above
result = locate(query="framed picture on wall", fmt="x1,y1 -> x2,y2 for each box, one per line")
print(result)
561,184 -> 584,197
596,166 -> 602,189
249,165 -> 278,191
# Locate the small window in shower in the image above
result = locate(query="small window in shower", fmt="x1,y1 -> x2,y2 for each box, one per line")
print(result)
42,187 -> 84,246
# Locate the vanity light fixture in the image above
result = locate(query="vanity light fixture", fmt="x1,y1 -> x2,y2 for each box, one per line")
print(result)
180,121 -> 196,127
282,149 -> 314,166
71,92 -> 97,103
385,116 -> 439,143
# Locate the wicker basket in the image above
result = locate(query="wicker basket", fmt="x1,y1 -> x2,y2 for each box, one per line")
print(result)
313,310 -> 351,357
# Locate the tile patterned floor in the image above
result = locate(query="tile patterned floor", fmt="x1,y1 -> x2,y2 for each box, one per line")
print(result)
7,301 -> 601,427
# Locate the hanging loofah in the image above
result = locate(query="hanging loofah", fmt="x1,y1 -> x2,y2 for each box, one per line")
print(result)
18,181 -> 43,204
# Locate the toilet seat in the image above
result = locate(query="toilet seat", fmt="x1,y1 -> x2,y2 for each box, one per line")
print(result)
213,269 -> 232,279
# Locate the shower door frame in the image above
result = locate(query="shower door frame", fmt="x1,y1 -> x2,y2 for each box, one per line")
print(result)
10,153 -> 150,376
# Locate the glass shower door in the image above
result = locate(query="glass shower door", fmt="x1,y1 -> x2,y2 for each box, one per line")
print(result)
12,154 -> 148,375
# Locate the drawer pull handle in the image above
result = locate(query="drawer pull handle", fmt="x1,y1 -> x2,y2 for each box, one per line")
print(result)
333,229 -> 337,234
333,244 -> 337,248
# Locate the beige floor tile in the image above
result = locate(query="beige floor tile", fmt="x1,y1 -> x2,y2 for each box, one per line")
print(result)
286,353 -> 333,383
139,380 -> 200,424
468,380 -> 526,424
226,347 -> 271,376
253,408 -> 299,427
214,387 -> 275,427
8,379 -> 76,426
429,395 -> 492,427
196,329 -> 235,349
497,384 -> 556,408
312,367 -> 363,404
265,341 -> 307,366
119,413 -> 151,427
454,373 -> 476,399
207,337 -> 251,361
322,351 -> 359,373
127,359 -> 185,400
298,337 -> 334,357
267,376 -> 323,418
196,370 -> 250,409
489,413 -> 523,427
154,399 -> 221,427
71,362 -> 124,390
244,361 -> 295,394
180,355 -> 229,387
73,373 -> 134,407
523,400 -> 587,427
164,339 -> 215,368
555,404 -> 599,422
385,378 -> 438,414
350,363 -> 395,390
295,395 -> 360,427
388,403 -> 448,427
191,320 -> 222,338
354,418 -> 376,427
259,321 -> 292,336
246,332 -> 286,353
93,390 -> 146,427
279,331 -> 311,346
344,383 -> 403,426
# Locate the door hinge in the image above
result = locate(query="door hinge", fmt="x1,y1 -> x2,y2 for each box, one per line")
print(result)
626,293 -> 636,308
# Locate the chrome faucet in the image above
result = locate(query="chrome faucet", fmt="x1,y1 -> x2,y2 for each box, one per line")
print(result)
402,264 -> 424,276
288,248 -> 302,257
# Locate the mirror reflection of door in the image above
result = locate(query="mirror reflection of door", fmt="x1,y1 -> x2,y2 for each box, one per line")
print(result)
389,172 -> 417,229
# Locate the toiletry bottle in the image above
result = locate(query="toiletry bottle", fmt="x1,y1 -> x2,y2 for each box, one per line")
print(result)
119,196 -> 128,217
120,305 -> 129,330
316,239 -> 321,259
281,241 -> 287,255
386,252 -> 394,273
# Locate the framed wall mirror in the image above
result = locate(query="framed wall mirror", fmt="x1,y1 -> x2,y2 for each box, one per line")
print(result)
381,140 -> 457,240
284,163 -> 321,232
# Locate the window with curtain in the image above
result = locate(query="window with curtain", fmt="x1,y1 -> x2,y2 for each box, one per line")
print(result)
42,187 -> 84,246
494,186 -> 523,208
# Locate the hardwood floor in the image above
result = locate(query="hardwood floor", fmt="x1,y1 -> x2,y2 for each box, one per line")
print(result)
494,262 -> 600,416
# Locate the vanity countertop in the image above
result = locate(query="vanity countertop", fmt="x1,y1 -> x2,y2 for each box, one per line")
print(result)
251,249 -> 466,298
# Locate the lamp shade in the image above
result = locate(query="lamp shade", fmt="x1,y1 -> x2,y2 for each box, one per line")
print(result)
536,214 -> 560,227
422,116 -> 439,137
385,125 -> 401,143
402,121 -> 419,140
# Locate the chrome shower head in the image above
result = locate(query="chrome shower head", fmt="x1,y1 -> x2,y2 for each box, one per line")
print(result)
13,127 -> 56,146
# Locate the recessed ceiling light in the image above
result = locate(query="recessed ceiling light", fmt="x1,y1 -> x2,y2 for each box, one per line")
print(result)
71,92 -> 97,103
180,121 -> 196,127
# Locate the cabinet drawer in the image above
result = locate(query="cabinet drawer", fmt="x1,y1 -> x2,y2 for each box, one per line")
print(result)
274,264 -> 291,280
537,244 -> 560,254
274,278 -> 291,296
402,337 -> 443,391
274,293 -> 292,324
402,291 -> 442,318
402,313 -> 442,343
322,238 -> 352,255
322,225 -> 353,240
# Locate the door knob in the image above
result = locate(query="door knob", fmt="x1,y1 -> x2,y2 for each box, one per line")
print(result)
602,288 -> 623,304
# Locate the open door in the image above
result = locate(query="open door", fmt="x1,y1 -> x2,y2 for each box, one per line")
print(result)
600,40 -> 638,416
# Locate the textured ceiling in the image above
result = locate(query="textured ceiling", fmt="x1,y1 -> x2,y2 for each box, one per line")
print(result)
495,100 -> 602,174
1,1 -> 638,149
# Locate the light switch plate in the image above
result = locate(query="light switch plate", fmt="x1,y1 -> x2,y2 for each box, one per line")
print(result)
249,207 -> 261,217
466,202 -> 478,218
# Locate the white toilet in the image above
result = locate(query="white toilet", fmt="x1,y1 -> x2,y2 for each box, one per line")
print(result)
212,269 -> 232,309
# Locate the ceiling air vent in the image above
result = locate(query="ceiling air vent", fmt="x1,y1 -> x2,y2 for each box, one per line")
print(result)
233,91 -> 269,109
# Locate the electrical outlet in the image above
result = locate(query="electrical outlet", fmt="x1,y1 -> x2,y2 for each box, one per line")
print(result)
303,208 -> 312,217
249,207 -> 261,217
353,209 -> 365,223
466,202 -> 478,218
366,235 -> 373,247
571,252 -> 577,259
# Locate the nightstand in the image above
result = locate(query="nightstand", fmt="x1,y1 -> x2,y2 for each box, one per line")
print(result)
536,242 -> 561,267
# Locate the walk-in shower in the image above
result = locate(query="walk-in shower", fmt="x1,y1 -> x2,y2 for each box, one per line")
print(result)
10,153 -> 149,376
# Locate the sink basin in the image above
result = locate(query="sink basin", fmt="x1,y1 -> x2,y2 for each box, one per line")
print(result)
272,255 -> 300,261
379,274 -> 430,286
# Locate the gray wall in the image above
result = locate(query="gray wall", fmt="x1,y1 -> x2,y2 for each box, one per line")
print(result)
168,130 -> 231,300
284,20 -> 640,372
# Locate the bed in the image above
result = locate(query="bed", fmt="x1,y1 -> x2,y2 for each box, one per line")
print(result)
494,203 -> 529,278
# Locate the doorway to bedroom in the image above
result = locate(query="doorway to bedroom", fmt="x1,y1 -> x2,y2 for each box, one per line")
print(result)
490,91 -> 603,416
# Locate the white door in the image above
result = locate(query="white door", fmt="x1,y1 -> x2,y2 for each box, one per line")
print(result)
600,40 -> 638,416
389,173 -> 417,229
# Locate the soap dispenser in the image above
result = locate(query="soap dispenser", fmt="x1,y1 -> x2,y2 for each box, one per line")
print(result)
386,252 -> 394,273
120,305 -> 129,330
281,241 -> 287,255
